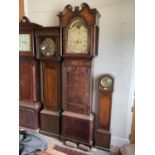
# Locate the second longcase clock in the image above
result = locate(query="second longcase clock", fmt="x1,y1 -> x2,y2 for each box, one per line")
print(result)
58,3 -> 100,146
35,27 -> 61,137
19,17 -> 42,129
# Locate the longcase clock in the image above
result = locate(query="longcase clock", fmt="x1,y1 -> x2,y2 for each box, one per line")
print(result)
58,3 -> 100,146
35,27 -> 61,137
95,74 -> 114,150
19,16 -> 42,129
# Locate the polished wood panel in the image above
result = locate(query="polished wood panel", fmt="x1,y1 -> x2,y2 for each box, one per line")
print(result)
19,58 -> 39,103
19,60 -> 32,102
19,102 -> 41,129
63,60 -> 92,115
19,107 -> 34,128
96,129 -> 111,151
40,110 -> 60,137
42,62 -> 60,110
62,112 -> 94,145
99,93 -> 112,130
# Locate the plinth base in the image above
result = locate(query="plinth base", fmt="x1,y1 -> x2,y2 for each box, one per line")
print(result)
95,129 -> 111,151
61,111 -> 94,146
40,109 -> 60,138
19,101 -> 41,129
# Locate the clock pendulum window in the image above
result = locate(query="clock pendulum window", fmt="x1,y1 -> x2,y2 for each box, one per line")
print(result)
95,74 -> 114,151
58,3 -> 100,146
35,27 -> 61,138
19,17 -> 42,129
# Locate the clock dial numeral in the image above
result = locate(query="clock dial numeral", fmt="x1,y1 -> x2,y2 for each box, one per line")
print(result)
40,38 -> 56,57
19,34 -> 31,51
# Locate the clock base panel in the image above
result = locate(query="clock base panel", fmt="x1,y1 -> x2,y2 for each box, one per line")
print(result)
40,109 -> 60,138
95,129 -> 111,150
19,101 -> 41,129
61,111 -> 94,146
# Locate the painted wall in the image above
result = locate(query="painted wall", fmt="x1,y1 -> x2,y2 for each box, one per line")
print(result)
25,0 -> 135,146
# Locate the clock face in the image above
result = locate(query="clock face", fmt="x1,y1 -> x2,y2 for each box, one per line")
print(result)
19,34 -> 31,51
66,19 -> 89,54
100,76 -> 112,89
40,38 -> 56,57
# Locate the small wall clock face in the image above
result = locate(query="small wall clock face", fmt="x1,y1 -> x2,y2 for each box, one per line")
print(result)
100,76 -> 112,89
67,19 -> 89,54
19,34 -> 31,51
40,38 -> 56,57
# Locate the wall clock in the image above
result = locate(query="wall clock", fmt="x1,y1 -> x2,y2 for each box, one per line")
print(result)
95,74 -> 114,150
35,27 -> 61,137
58,3 -> 100,146
19,16 -> 42,129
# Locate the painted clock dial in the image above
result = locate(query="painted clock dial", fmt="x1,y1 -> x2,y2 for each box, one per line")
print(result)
67,19 -> 89,54
19,34 -> 31,51
40,38 -> 56,57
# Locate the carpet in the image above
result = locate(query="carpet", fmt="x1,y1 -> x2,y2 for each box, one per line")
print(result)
53,145 -> 92,155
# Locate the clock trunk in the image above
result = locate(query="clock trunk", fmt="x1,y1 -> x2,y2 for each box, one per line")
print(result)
40,61 -> 61,137
61,59 -> 94,145
62,60 -> 93,115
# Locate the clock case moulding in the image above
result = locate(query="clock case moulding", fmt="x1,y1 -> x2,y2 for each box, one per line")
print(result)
35,27 -> 62,138
58,3 -> 101,146
19,16 -> 42,129
95,74 -> 114,151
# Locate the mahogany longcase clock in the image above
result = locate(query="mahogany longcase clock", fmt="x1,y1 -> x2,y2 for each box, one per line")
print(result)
19,17 -> 42,129
95,74 -> 114,150
35,27 -> 61,137
58,3 -> 100,146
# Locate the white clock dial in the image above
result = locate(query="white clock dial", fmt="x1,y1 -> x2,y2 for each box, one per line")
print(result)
19,34 -> 31,51
67,19 -> 88,54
